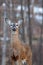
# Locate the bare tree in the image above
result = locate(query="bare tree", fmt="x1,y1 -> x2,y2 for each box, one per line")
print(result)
27,0 -> 32,49
38,2 -> 43,65
20,0 -> 25,43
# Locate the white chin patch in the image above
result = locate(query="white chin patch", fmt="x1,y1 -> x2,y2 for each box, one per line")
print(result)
22,59 -> 26,64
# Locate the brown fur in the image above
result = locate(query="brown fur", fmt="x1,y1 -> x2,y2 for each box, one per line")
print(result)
10,28 -> 32,65
19,45 -> 32,65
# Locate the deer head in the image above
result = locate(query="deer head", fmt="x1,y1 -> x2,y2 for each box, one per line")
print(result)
10,20 -> 23,32
5,18 -> 22,32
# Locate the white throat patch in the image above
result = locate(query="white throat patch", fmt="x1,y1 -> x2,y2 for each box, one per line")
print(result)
22,59 -> 26,64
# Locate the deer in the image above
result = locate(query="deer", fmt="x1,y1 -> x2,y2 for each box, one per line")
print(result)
9,20 -> 32,65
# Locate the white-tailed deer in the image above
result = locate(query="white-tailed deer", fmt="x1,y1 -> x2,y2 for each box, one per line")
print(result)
10,21 -> 32,65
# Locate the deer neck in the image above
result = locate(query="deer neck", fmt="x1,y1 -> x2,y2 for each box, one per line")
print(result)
14,29 -> 19,38
11,29 -> 19,43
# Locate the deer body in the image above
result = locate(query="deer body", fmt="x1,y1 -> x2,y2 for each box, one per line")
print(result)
10,23 -> 32,65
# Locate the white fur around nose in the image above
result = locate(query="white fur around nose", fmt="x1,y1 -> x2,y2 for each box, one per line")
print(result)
22,59 -> 26,64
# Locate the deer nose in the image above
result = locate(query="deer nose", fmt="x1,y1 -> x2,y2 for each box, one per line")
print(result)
12,27 -> 16,31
